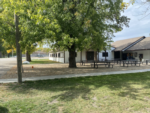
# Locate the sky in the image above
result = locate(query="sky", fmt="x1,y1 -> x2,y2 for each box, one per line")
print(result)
113,0 -> 150,42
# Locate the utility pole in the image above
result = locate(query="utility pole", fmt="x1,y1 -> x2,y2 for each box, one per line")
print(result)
14,13 -> 22,83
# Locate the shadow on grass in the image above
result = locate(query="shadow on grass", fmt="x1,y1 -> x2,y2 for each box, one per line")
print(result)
4,72 -> 150,102
0,106 -> 9,113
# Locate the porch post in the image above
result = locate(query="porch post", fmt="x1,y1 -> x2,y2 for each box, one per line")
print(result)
98,50 -> 99,61
86,51 -> 87,61
80,51 -> 82,62
94,51 -> 98,61
64,51 -> 65,63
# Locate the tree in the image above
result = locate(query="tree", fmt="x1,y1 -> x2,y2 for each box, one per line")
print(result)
1,0 -> 130,69
26,0 -> 129,68
2,39 -> 16,57
14,14 -> 22,83
0,40 -> 7,58
0,0 -> 37,83
23,44 -> 37,62
0,0 -> 37,61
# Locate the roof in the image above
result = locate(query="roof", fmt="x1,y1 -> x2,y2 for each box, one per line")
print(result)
128,37 -> 150,51
111,36 -> 145,51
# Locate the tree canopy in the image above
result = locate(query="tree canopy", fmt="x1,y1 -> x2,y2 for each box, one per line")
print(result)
0,0 -> 37,59
0,0 -> 130,68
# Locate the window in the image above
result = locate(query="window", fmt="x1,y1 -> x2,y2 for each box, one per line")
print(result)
52,54 -> 55,57
58,53 -> 60,57
56,53 -> 57,57
102,52 -> 108,57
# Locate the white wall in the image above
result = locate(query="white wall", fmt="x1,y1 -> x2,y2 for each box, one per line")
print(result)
49,52 -> 64,63
99,47 -> 114,60
49,48 -> 119,62
65,51 -> 69,63
114,50 -> 150,61
64,51 -> 86,63
76,51 -> 81,63
49,51 -> 87,63
132,50 -> 150,61
82,51 -> 86,61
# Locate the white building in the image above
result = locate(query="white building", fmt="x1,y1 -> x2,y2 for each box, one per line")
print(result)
98,47 -> 115,61
49,50 -> 98,63
49,36 -> 150,62
111,36 -> 150,61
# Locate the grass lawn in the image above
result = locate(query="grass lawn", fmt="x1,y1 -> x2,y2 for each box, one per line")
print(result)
1,72 -> 150,113
24,59 -> 59,64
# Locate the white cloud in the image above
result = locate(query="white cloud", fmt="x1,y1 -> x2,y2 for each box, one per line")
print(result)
113,0 -> 150,41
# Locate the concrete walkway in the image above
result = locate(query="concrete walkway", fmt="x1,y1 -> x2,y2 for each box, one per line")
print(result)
0,69 -> 150,83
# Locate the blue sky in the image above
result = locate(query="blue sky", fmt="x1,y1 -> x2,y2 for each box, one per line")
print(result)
113,0 -> 150,41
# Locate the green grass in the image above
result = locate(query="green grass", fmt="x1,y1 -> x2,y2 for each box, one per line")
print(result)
1,72 -> 150,113
25,59 -> 59,64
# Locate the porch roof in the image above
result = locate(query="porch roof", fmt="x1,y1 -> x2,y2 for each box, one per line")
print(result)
128,37 -> 150,51
111,36 -> 145,51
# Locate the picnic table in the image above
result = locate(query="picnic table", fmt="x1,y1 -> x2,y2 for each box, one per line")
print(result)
141,59 -> 149,65
146,60 -> 149,65
112,59 -> 122,64
80,60 -> 113,68
119,60 -> 141,67
80,60 -> 95,66
91,61 -> 113,68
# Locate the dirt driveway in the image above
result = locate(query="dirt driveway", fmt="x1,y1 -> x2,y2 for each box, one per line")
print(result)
0,58 -> 16,78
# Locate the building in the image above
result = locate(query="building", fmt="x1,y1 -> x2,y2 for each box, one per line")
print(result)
49,50 -> 99,63
111,36 -> 150,61
49,36 -> 150,62
98,47 -> 115,61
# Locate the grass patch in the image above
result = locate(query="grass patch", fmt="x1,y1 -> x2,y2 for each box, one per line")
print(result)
25,59 -> 59,64
1,72 -> 150,112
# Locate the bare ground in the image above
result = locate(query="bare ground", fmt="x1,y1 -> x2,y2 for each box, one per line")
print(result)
0,63 -> 150,79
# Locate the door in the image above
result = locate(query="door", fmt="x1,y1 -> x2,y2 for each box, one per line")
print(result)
122,53 -> 127,60
114,51 -> 120,59
87,51 -> 94,60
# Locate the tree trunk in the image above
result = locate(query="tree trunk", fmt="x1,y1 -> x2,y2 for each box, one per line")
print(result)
14,14 -> 22,83
29,53 -> 31,62
26,51 -> 29,61
69,44 -> 76,68
21,50 -> 24,73
26,51 -> 31,62
94,51 -> 97,61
